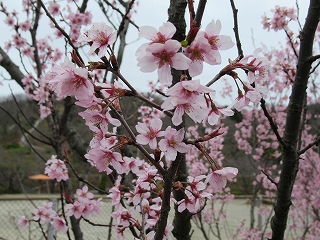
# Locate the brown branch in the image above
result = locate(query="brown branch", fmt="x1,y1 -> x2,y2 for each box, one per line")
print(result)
193,0 -> 207,28
284,29 -> 299,59
117,0 -> 135,37
0,47 -> 25,88
59,183 -> 72,240
298,136 -> 320,155
82,217 -> 113,227
102,0 -> 139,29
79,0 -> 89,13
65,159 -> 108,194
30,0 -> 42,77
0,105 -> 52,146
261,169 -> 278,187
260,98 -> 286,147
229,0 -> 244,59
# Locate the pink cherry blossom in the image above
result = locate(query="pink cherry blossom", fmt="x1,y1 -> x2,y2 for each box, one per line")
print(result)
18,216 -> 28,228
66,201 -> 85,219
138,22 -> 176,45
32,206 -> 55,224
200,19 -> 234,51
207,101 -> 234,126
107,176 -> 122,206
158,126 -> 190,161
51,216 -> 68,232
49,57 -> 94,101
85,148 -> 123,173
48,1 -> 60,16
4,16 -> 15,27
136,22 -> 176,58
184,37 -> 218,77
235,48 -> 269,84
39,105 -> 52,119
164,98 -> 208,126
78,22 -> 117,58
78,108 -> 121,133
206,167 -> 238,191
76,185 -> 94,201
166,79 -> 214,101
161,79 -> 212,125
137,40 -> 191,86
135,118 -> 164,149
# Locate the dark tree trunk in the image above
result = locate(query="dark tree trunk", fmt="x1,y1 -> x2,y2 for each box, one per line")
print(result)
271,1 -> 320,239
168,1 -> 192,239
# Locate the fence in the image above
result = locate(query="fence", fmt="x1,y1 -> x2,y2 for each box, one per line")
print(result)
0,194 -> 272,240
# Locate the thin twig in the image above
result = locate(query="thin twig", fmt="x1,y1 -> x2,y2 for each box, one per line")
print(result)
261,169 -> 278,187
260,98 -> 286,147
10,89 -> 52,141
65,159 -> 108,194
82,217 -> 114,227
298,136 -> 320,155
0,105 -> 52,146
16,114 -> 47,163
229,0 -> 244,59
102,0 -> 139,29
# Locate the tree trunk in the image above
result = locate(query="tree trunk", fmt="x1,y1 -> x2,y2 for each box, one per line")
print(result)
271,1 -> 320,239
168,1 -> 192,239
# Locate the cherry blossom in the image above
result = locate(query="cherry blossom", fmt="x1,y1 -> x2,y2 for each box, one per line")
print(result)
184,37 -> 218,77
206,167 -> 238,191
207,101 -> 234,126
137,39 -> 191,86
135,118 -> 164,149
139,22 -> 176,43
78,22 -> 117,58
51,216 -> 68,232
161,79 -> 212,125
66,201 -> 85,219
158,126 -> 190,161
44,155 -> 69,182
76,185 -> 94,201
48,57 -> 94,101
48,1 -> 60,16
18,216 -> 28,228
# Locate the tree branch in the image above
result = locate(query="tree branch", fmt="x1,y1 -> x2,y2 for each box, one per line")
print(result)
298,136 -> 320,155
229,0 -> 244,59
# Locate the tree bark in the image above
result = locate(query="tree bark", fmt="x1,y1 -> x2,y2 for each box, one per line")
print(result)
271,1 -> 320,239
168,1 -> 192,239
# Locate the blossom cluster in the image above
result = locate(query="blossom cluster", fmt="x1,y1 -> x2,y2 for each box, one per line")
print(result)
18,202 -> 68,232
44,155 -> 69,182
13,14 -> 264,238
261,5 -> 297,31
66,185 -> 104,219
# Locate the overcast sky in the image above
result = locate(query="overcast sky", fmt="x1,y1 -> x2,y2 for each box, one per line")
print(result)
0,0 -> 309,100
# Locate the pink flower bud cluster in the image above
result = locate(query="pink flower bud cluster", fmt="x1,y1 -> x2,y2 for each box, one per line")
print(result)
44,155 -> 69,182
